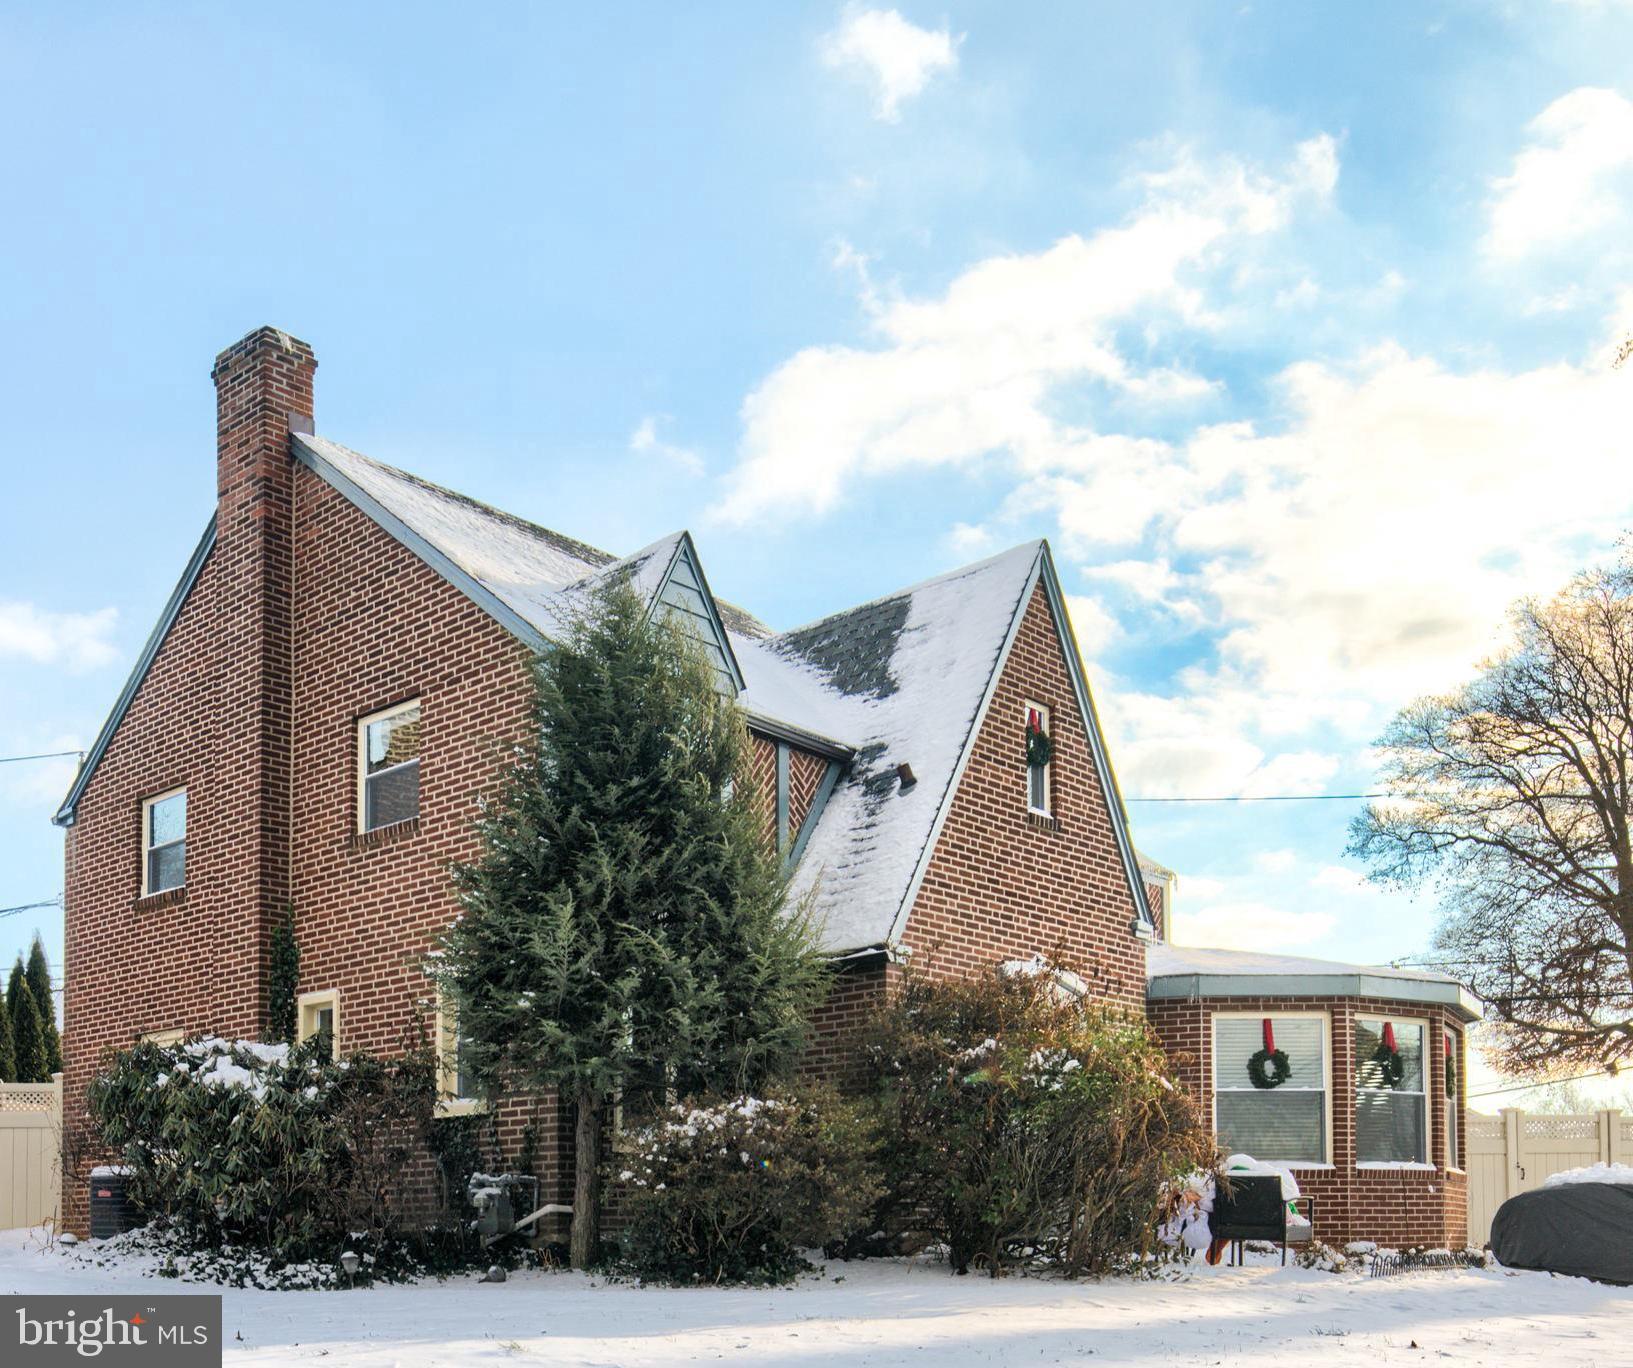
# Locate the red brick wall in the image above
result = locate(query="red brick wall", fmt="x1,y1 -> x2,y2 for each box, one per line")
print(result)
903,583 -> 1147,1008
1148,993 -> 1469,1248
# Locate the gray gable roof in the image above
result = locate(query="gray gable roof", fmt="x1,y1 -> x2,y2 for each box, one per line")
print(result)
59,433 -> 1152,958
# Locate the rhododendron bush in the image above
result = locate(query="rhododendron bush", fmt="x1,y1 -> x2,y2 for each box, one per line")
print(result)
614,1087 -> 880,1285
87,1034 -> 438,1268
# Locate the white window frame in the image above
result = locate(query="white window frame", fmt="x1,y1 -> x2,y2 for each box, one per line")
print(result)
434,989 -> 484,1118
1025,701 -> 1052,816
140,787 -> 187,897
297,988 -> 341,1060
1444,1027 -> 1463,1173
357,699 -> 421,833
1354,1013 -> 1430,1168
1211,1009 -> 1333,1168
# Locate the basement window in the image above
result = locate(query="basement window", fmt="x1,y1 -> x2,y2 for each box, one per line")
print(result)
358,700 -> 421,832
141,788 -> 187,896
298,989 -> 341,1060
435,989 -> 482,1116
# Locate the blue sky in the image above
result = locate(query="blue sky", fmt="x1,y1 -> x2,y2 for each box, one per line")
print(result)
3,3 -> 1632,1097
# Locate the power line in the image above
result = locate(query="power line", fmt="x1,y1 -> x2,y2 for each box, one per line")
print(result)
0,750 -> 82,766
1468,1067 -> 1621,1100
1126,792 -> 1387,803
0,897 -> 61,919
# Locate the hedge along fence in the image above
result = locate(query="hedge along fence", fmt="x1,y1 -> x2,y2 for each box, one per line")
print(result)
857,959 -> 1217,1277
87,1036 -> 438,1268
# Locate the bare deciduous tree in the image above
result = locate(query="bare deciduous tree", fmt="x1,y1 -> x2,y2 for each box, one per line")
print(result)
1350,556 -> 1633,1076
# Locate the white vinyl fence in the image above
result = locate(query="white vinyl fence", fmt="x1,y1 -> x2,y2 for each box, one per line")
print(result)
0,1075 -> 62,1230
1467,1108 -> 1633,1246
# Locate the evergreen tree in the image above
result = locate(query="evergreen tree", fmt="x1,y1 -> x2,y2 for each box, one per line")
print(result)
6,957 -> 24,1039
267,910 -> 300,1044
11,979 -> 48,1084
438,585 -> 824,1268
24,936 -> 61,1076
0,982 -> 14,1082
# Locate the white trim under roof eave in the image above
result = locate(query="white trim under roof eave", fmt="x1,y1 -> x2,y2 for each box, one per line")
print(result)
882,544 -> 1044,948
292,433 -> 549,655
1037,545 -> 1155,937
1146,971 -> 1484,1023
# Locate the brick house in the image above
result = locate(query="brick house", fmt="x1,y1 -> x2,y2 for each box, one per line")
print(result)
55,326 -> 1474,1247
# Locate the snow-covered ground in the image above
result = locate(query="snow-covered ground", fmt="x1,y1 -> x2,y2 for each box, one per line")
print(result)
2,1226 -> 1630,1366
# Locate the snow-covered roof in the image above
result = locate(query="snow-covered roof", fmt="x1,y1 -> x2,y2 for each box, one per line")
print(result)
751,543 -> 1046,953
1146,943 -> 1482,1021
61,431 -> 1152,957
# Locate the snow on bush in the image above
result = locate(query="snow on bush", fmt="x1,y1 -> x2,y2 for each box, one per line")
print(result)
1543,1162 -> 1633,1188
87,1033 -> 439,1273
614,1087 -> 880,1286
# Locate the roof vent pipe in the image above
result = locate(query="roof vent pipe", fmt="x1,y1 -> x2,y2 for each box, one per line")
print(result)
896,762 -> 917,791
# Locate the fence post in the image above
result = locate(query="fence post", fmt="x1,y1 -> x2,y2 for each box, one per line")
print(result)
1606,1109 -> 1625,1167
1501,1108 -> 1525,1196
51,1072 -> 63,1229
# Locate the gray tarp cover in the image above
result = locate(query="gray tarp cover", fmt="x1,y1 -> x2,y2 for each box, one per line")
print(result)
1489,1182 -> 1633,1285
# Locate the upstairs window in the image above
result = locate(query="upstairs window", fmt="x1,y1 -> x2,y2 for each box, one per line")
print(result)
1025,702 -> 1052,815
358,700 -> 420,831
141,788 -> 187,896
1212,1013 -> 1329,1165
1355,1016 -> 1427,1165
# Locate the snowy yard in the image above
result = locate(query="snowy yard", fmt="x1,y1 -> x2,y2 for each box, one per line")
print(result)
3,1228 -> 1631,1366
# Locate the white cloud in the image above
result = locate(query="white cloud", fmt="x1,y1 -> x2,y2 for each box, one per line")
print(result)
821,6 -> 960,122
629,416 -> 704,478
1064,594 -> 1121,658
1253,848 -> 1297,874
1312,865 -> 1366,894
1180,898 -> 1336,951
946,522 -> 995,556
0,602 -> 117,671
1485,87 -> 1633,259
0,734 -> 82,811
715,135 -> 1338,524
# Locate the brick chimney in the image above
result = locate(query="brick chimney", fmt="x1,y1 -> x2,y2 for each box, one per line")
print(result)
209,327 -> 316,1037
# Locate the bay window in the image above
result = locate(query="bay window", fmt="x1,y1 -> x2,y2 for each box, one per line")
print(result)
1355,1016 -> 1427,1164
1212,1013 -> 1328,1165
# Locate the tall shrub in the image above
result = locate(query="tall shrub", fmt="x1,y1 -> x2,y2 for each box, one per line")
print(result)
25,936 -> 61,1076
859,960 -> 1215,1277
0,984 -> 14,1081
10,979 -> 48,1084
437,584 -> 825,1267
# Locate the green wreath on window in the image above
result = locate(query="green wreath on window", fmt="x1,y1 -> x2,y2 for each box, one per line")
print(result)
1247,1048 -> 1291,1089
1370,1022 -> 1406,1090
1444,1047 -> 1457,1099
1026,722 -> 1053,768
1247,1018 -> 1291,1089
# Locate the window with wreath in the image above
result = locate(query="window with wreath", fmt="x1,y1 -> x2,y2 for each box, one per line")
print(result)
1212,1014 -> 1328,1164
1025,702 -> 1052,815
1355,1016 -> 1426,1164
358,700 -> 421,832
1444,1028 -> 1461,1169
